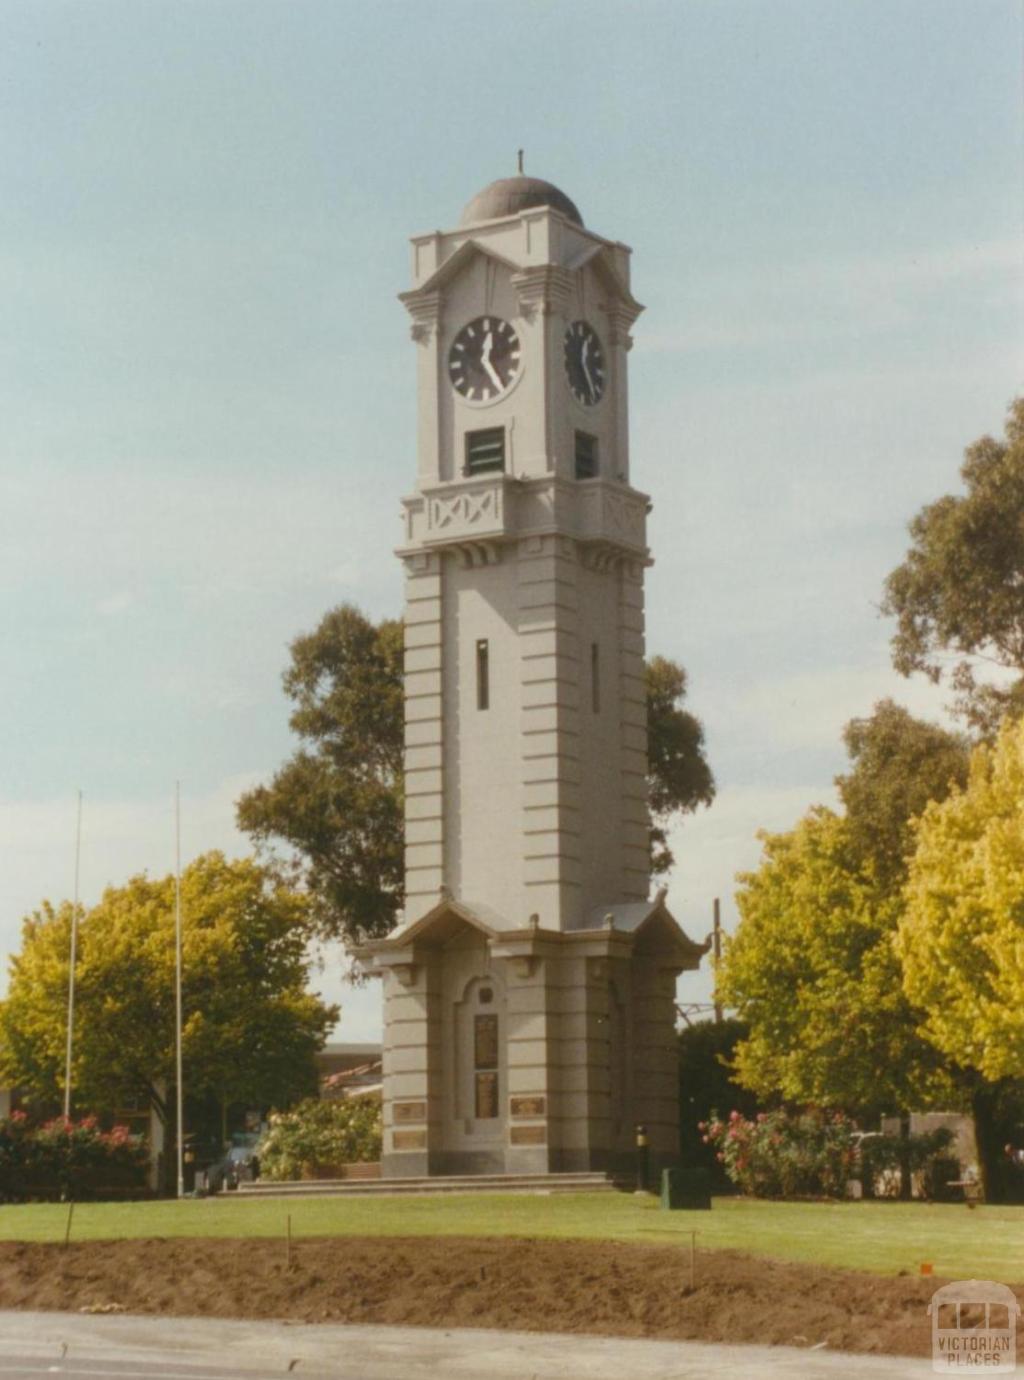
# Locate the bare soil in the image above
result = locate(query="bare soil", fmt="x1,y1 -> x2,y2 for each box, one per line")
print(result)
0,1235 -> 977,1356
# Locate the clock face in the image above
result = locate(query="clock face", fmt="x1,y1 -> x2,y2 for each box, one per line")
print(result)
564,320 -> 606,406
448,316 -> 521,402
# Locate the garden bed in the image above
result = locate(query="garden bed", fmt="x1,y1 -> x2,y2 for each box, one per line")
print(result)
0,1233 -> 985,1357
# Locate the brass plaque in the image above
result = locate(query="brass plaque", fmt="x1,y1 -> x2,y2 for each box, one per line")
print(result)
510,1096 -> 545,1119
475,1070 -> 498,1119
393,1101 -> 427,1123
392,1129 -> 427,1151
474,1013 -> 498,1069
510,1124 -> 546,1146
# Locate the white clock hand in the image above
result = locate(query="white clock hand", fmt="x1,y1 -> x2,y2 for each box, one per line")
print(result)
580,336 -> 595,399
481,333 -> 503,392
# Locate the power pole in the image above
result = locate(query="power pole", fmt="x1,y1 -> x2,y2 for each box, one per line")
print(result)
175,782 -> 185,1200
63,790 -> 83,1120
712,897 -> 723,1024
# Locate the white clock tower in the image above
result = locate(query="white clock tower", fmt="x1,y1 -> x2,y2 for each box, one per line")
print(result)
360,171 -> 706,1180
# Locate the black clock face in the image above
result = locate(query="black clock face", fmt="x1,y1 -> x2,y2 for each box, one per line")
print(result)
448,316 -> 521,402
564,320 -> 606,406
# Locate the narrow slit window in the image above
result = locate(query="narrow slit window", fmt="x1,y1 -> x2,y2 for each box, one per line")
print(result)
474,1013 -> 498,1119
575,430 -> 598,479
591,642 -> 600,712
465,427 -> 505,475
476,638 -> 490,710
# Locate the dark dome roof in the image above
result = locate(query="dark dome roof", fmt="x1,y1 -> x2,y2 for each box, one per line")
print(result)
460,175 -> 583,228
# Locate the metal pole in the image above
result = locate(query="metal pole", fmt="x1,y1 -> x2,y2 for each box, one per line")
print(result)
712,898 -> 723,1025
63,790 -> 83,1121
175,782 -> 184,1200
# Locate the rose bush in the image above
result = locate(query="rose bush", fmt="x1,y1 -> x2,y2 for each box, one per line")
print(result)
0,1114 -> 148,1202
257,1097 -> 382,1181
701,1108 -> 857,1198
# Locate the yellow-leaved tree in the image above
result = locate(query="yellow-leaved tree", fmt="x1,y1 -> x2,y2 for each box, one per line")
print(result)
899,717 -> 1024,1193
0,853 -> 337,1140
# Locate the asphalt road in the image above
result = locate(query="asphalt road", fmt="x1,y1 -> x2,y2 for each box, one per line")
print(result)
0,1311 -> 939,1380
0,1361 -> 290,1380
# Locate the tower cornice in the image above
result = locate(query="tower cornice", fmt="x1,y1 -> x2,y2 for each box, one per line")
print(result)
397,474 -> 651,563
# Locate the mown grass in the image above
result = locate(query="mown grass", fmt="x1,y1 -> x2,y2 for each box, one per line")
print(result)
0,1193 -> 1019,1282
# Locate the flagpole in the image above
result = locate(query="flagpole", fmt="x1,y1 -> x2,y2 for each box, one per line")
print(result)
63,790 -> 83,1121
175,781 -> 184,1199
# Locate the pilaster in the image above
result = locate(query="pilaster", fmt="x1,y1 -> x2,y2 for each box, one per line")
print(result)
502,946 -> 553,1172
380,959 -> 443,1177
620,558 -> 649,900
403,550 -> 445,919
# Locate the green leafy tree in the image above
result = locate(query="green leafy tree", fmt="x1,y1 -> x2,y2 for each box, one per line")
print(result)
647,656 -> 716,873
238,606 -> 404,947
836,698 -> 969,888
899,717 -> 1024,1198
718,808 -> 953,1122
677,1017 -> 760,1184
0,853 -> 337,1129
238,603 -> 714,947
719,702 -> 967,1122
882,398 -> 1024,734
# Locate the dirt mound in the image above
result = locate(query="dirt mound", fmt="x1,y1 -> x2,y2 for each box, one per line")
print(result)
0,1235 -> 979,1356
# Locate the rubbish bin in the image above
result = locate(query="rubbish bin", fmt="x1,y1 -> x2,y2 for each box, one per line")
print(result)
661,1167 -> 712,1210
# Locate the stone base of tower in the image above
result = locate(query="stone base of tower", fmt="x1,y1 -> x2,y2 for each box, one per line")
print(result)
358,895 -> 707,1182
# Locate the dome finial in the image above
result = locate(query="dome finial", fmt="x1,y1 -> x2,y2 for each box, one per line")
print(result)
517,148 -> 524,175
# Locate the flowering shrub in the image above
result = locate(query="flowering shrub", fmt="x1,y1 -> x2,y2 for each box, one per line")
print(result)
258,1098 -> 382,1181
0,1114 -> 148,1202
701,1108 -> 857,1198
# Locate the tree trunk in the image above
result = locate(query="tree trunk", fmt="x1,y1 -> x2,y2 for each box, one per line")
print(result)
146,1082 -> 174,1198
898,1112 -> 913,1201
971,1082 -> 1006,1204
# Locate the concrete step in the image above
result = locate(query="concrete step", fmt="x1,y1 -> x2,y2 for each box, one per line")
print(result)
235,1171 -> 623,1199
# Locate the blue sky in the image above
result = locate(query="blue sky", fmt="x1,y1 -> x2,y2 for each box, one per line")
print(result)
2,0 -> 1022,1037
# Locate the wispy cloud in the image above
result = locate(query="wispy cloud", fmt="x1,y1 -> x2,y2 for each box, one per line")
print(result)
636,237 -> 1023,356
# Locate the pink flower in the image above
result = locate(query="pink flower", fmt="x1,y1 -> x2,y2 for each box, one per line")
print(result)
729,1110 -> 741,1122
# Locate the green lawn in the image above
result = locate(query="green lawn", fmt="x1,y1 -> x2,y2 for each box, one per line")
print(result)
1,1193 -> 1020,1282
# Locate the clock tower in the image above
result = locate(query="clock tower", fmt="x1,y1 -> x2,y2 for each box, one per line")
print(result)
360,171 -> 706,1180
